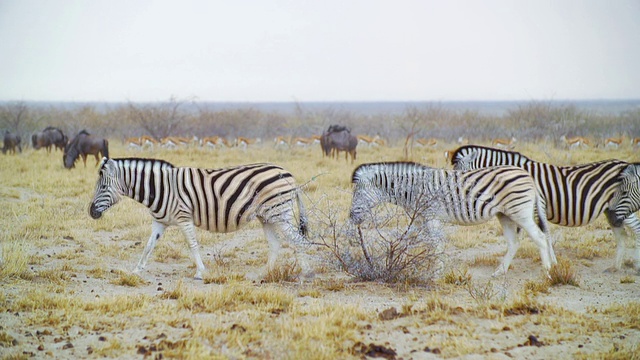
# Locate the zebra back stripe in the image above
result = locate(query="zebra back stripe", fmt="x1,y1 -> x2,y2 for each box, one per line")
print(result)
352,162 -> 540,225
450,145 -> 631,227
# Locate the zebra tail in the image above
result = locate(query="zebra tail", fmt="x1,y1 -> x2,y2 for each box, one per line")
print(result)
535,191 -> 549,234
296,191 -> 308,238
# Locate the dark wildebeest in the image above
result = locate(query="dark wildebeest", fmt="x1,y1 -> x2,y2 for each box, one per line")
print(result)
2,131 -> 22,155
64,130 -> 109,169
321,124 -> 349,158
322,125 -> 358,163
32,126 -> 68,153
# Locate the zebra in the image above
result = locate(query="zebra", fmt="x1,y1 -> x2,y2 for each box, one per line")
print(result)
89,157 -> 310,280
450,145 -> 640,272
349,162 -> 556,277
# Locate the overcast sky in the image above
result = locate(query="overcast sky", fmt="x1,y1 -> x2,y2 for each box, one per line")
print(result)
1,0 -> 639,102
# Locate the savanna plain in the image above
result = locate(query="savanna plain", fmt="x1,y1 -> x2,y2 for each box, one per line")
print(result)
1,139 -> 639,360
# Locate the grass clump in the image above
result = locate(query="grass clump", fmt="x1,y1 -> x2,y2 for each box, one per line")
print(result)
109,270 -> 147,287
548,257 -> 579,287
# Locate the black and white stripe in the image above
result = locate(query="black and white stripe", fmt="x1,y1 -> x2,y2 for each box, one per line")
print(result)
451,145 -> 640,271
89,157 -> 309,279
349,162 -> 556,277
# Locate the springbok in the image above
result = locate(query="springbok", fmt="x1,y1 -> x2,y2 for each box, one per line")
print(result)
604,137 -> 624,149
160,136 -> 191,149
274,136 -> 290,149
237,137 -> 260,150
492,137 -> 517,149
292,137 -> 314,147
560,135 -> 591,149
201,136 -> 220,148
125,137 -> 143,149
416,138 -> 438,147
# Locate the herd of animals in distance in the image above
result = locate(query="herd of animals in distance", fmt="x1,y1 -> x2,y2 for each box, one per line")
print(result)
3,125 -> 639,164
2,124 -> 640,283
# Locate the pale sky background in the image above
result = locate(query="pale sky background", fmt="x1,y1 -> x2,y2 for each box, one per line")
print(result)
1,0 -> 639,102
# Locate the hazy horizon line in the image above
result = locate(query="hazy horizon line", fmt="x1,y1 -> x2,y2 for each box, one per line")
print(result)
2,98 -> 640,104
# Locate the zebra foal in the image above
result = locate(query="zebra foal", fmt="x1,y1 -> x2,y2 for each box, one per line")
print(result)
451,145 -> 640,272
349,162 -> 556,277
89,157 -> 309,280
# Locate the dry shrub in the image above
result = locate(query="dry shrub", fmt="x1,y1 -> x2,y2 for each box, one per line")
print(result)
311,196 -> 443,286
465,279 -> 506,305
548,257 -> 579,287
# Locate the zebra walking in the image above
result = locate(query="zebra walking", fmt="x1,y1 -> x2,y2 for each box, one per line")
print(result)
349,162 -> 556,277
451,145 -> 640,272
89,157 -> 310,280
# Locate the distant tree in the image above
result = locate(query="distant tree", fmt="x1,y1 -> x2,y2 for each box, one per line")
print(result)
126,96 -> 191,140
0,101 -> 29,133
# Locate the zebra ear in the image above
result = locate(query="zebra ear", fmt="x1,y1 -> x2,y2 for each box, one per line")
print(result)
98,157 -> 110,169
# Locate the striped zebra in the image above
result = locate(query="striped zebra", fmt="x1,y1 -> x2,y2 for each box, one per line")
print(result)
451,145 -> 640,272
89,157 -> 309,280
349,162 -> 556,277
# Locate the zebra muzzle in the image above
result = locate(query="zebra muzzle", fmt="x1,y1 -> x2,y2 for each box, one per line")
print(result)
89,204 -> 103,219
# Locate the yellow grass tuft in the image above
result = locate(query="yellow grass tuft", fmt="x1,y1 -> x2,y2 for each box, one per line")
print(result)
441,267 -> 472,286
620,275 -> 635,284
548,257 -> 580,287
263,260 -> 301,283
601,302 -> 640,330
524,279 -> 551,295
470,253 -> 500,267
109,269 -> 147,287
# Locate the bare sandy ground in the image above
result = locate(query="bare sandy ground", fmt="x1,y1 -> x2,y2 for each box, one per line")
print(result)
1,225 -> 639,359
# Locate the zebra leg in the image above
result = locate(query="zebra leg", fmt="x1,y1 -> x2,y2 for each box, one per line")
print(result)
424,218 -> 446,277
603,225 -> 627,273
134,220 -> 166,275
515,215 -> 552,276
262,223 -> 282,270
179,222 -> 206,280
493,215 -> 521,277
265,219 -> 315,281
623,214 -> 640,272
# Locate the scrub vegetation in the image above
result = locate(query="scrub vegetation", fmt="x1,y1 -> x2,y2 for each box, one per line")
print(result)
0,101 -> 639,359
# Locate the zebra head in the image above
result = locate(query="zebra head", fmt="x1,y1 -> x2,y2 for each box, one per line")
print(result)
451,150 -> 479,171
89,158 -> 122,219
349,165 -> 388,225
608,164 -> 640,227
349,183 -> 383,225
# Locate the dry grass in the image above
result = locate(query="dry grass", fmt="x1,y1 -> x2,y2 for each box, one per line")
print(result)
1,142 -> 639,359
548,257 -> 580,287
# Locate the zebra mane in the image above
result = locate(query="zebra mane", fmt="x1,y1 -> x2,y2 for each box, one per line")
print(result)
352,161 -> 430,184
104,157 -> 176,171
450,145 -> 532,166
